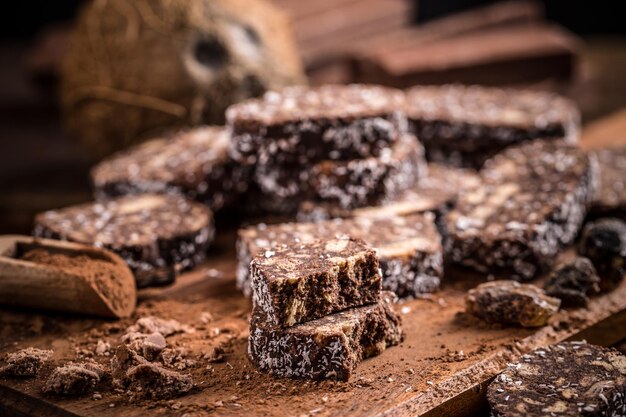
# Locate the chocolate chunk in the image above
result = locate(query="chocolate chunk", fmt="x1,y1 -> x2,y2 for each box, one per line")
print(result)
248,292 -> 403,380
227,84 -> 407,166
466,280 -> 560,327
42,362 -> 105,396
91,126 -> 249,212
124,363 -> 193,400
33,194 -> 214,287
445,140 -> 597,280
250,237 -> 381,327
579,218 -> 626,291
544,257 -> 601,307
297,163 -> 480,221
110,339 -> 193,400
0,348 -> 52,378
590,148 -> 626,219
111,344 -> 146,382
238,213 -> 443,299
405,85 -> 579,168
488,341 -> 626,417
253,134 -> 426,214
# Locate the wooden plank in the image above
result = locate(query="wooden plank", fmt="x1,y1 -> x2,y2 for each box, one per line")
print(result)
1,112 -> 625,417
1,245 -> 626,417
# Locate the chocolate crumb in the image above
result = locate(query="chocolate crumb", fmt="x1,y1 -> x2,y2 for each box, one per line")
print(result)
544,257 -> 601,307
0,347 -> 52,378
42,362 -> 106,396
466,281 -> 560,327
124,363 -> 193,400
579,218 -> 626,291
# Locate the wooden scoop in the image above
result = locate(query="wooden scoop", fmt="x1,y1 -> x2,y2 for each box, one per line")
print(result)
0,235 -> 136,318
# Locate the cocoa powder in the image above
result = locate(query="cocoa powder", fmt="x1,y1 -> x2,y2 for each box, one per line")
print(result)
20,248 -> 132,314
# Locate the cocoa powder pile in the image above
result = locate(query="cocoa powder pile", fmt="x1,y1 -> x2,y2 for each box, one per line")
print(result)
20,248 -> 131,313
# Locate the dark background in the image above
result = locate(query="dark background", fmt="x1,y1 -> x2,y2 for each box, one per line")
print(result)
0,0 -> 623,39
1,0 -> 625,235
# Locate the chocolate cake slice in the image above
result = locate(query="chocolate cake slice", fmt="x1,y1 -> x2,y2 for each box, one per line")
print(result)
487,342 -> 626,417
91,126 -> 248,212
248,291 -> 403,381
444,140 -> 597,280
297,163 -> 480,221
239,213 -> 443,299
405,85 -> 580,168
250,237 -> 381,327
33,194 -> 214,287
590,147 -> 626,220
227,84 -> 407,166
253,133 -> 426,213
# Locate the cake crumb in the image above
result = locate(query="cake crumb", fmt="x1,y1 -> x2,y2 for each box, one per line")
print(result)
0,347 -> 52,378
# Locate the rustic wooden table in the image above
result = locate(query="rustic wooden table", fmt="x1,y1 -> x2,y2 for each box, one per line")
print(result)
1,37 -> 626,417
1,118 -> 626,417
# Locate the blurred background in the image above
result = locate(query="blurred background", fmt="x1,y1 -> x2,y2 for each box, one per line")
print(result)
1,0 -> 625,234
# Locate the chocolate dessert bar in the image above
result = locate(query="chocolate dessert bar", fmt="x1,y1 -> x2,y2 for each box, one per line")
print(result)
250,237 -> 381,327
33,194 -> 214,287
445,140 -> 597,280
590,148 -> 626,219
487,342 -> 626,417
579,218 -> 626,291
297,163 -> 480,221
544,257 -> 601,307
358,24 -> 579,89
254,134 -> 426,213
405,84 -> 580,168
239,213 -> 443,299
466,280 -> 560,327
91,126 -> 248,212
248,291 -> 403,380
227,84 -> 407,166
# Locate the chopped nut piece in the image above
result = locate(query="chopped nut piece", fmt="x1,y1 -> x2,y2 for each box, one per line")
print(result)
466,280 -> 560,327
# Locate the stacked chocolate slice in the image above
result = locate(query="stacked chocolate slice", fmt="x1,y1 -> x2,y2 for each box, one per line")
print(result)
91,126 -> 249,212
247,236 -> 403,380
238,213 -> 444,299
404,84 -> 580,169
227,84 -> 426,214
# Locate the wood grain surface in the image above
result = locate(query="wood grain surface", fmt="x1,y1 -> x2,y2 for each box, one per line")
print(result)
0,112 -> 625,417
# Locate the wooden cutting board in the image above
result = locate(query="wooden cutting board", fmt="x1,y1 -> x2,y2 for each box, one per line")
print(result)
1,111 -> 625,417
